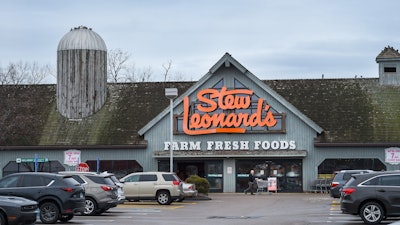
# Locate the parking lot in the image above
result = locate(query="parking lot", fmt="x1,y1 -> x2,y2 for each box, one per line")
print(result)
33,193 -> 400,225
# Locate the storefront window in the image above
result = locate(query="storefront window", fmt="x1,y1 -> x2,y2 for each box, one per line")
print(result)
2,161 -> 65,177
318,158 -> 386,179
205,161 -> 223,191
236,159 -> 302,192
86,160 -> 143,178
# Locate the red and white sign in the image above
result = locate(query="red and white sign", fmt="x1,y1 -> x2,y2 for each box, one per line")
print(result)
385,147 -> 400,164
76,162 -> 89,172
64,149 -> 81,166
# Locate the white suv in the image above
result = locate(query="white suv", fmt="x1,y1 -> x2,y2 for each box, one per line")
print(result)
120,172 -> 183,205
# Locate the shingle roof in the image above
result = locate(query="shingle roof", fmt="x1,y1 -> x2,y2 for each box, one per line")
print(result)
1,78 -> 400,147
376,46 -> 400,61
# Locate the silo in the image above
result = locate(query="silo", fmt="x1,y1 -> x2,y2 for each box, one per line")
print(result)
57,26 -> 107,119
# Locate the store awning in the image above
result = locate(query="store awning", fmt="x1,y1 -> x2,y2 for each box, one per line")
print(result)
153,150 -> 307,158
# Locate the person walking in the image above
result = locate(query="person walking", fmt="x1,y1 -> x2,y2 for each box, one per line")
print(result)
244,169 -> 256,195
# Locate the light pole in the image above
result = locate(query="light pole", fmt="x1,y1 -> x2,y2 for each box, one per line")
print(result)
165,88 -> 178,173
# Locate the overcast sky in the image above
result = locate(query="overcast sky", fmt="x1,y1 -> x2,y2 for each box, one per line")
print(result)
1,0 -> 399,83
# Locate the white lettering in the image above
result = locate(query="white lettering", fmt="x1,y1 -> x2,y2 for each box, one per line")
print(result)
189,141 -> 201,150
166,140 -> 296,151
280,141 -> 289,150
215,141 -> 224,150
225,141 -> 231,150
240,141 -> 250,150
289,140 -> 296,149
180,142 -> 188,150
262,141 -> 270,149
232,141 -> 239,150
271,141 -> 279,150
164,142 -> 171,151
207,141 -> 214,150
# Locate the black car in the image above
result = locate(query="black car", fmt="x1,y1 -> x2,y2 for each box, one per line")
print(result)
340,171 -> 400,224
0,195 -> 38,225
0,172 -> 85,224
330,169 -> 373,198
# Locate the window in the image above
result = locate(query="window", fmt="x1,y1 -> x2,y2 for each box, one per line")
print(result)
139,174 -> 157,182
71,175 -> 85,184
0,176 -> 19,188
124,174 -> 139,182
162,174 -> 178,182
384,67 -> 396,73
21,175 -> 46,187
380,175 -> 400,186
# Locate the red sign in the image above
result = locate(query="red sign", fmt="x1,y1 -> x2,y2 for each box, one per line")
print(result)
76,162 -> 89,172
183,87 -> 277,135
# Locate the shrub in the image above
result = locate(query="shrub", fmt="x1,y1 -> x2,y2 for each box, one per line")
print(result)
185,175 -> 210,195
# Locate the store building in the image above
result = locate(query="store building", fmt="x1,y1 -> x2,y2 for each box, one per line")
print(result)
1,28 -> 400,192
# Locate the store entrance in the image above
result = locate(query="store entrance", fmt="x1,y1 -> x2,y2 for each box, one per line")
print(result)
176,162 -> 205,181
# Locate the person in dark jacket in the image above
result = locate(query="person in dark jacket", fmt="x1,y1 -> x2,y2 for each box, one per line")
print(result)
244,169 -> 255,195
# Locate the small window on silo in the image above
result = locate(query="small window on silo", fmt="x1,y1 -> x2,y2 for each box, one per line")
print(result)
384,67 -> 396,73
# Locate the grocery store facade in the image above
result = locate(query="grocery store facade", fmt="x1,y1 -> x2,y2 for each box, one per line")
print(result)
1,27 -> 400,192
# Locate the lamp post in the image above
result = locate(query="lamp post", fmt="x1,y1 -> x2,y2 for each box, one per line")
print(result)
165,88 -> 178,173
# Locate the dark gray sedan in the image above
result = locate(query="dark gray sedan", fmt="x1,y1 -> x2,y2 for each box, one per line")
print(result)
0,195 -> 38,225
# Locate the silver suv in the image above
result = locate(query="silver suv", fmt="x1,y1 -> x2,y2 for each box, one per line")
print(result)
59,171 -> 119,215
330,169 -> 373,198
120,171 -> 183,205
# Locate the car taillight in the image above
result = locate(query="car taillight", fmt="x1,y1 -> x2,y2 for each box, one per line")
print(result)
101,186 -> 114,191
62,188 -> 75,193
331,182 -> 339,187
341,187 -> 356,195
173,180 -> 180,186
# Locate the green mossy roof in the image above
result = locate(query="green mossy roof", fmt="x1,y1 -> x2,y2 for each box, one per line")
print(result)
1,78 -> 400,147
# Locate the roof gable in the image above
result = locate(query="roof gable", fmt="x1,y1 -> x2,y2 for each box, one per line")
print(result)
138,53 -> 323,136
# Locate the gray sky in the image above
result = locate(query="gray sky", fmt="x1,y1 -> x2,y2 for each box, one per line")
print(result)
1,0 -> 399,83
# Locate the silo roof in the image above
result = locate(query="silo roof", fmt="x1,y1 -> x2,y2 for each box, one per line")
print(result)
57,26 -> 107,51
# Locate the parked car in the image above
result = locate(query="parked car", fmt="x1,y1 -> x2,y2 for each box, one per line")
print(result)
120,171 -> 184,205
59,171 -> 119,215
0,172 -> 85,224
340,171 -> 400,224
0,195 -> 38,225
100,172 -> 126,203
176,181 -> 198,202
330,169 -> 373,198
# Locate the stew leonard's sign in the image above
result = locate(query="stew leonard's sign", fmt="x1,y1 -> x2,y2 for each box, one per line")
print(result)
182,87 -> 277,135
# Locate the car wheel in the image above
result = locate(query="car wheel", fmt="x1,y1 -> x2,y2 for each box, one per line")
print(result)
0,212 -> 6,225
40,202 -> 60,224
360,201 -> 384,224
59,214 -> 74,222
83,198 -> 98,216
157,190 -> 172,205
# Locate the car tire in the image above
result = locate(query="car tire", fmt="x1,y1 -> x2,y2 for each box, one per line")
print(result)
39,202 -> 60,224
157,190 -> 172,205
83,198 -> 98,216
0,212 -> 6,225
360,201 -> 384,224
59,214 -> 74,222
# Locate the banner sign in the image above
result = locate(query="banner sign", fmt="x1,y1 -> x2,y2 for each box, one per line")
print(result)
64,149 -> 81,166
385,147 -> 400,165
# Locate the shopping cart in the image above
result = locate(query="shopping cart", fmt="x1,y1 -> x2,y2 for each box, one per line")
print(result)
256,179 -> 269,193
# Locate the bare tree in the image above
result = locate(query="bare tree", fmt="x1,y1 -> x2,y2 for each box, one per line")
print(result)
107,48 -> 131,82
0,61 -> 52,85
162,60 -> 172,82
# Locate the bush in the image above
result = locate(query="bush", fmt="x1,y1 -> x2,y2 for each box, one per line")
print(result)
185,175 -> 210,195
